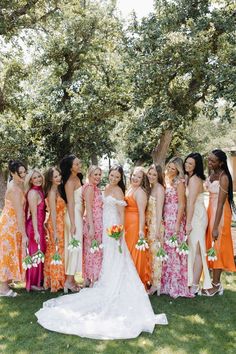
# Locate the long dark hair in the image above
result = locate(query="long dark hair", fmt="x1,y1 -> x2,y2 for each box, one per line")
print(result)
212,149 -> 235,210
147,164 -> 165,187
184,152 -> 206,181
8,160 -> 27,181
60,154 -> 83,203
44,167 -> 62,198
109,164 -> 126,195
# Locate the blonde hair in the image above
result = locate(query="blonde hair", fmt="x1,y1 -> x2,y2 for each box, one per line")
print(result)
167,157 -> 185,179
25,169 -> 44,192
87,165 -> 102,179
131,166 -> 151,197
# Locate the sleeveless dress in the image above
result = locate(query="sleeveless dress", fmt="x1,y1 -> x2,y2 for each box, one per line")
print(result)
160,180 -> 193,298
146,196 -> 163,295
25,186 -> 46,291
124,195 -> 151,289
186,189 -> 212,289
35,196 -> 167,339
0,197 -> 24,282
82,183 -> 103,282
44,195 -> 66,292
205,179 -> 236,272
64,187 -> 83,276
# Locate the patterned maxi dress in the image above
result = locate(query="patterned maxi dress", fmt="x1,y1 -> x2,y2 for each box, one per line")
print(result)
160,180 -> 193,298
0,197 -> 24,283
82,183 -> 103,283
25,186 -> 46,291
146,196 -> 163,295
44,195 -> 66,292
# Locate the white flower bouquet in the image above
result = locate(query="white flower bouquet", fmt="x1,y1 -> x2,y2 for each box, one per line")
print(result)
176,236 -> 189,256
206,241 -> 217,261
156,242 -> 168,261
165,234 -> 178,248
90,239 -> 103,254
135,233 -> 149,251
68,237 -> 81,251
32,244 -> 45,266
51,245 -> 62,265
22,249 -> 33,270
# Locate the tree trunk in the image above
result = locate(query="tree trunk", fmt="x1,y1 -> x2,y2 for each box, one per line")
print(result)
152,129 -> 173,167
91,153 -> 98,165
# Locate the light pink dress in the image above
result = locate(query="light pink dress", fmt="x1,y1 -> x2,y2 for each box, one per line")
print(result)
160,179 -> 193,298
82,183 -> 103,282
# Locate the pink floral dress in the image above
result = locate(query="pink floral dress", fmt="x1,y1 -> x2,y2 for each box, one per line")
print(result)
160,179 -> 193,298
82,183 -> 103,283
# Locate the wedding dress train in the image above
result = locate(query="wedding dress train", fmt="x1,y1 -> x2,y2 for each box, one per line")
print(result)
35,196 -> 167,339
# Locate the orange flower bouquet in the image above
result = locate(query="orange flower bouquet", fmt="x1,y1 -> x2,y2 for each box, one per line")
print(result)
107,224 -> 124,253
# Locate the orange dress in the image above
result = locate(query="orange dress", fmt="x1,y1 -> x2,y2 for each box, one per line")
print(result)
0,199 -> 24,282
206,179 -> 236,271
124,195 -> 151,288
44,195 -> 66,292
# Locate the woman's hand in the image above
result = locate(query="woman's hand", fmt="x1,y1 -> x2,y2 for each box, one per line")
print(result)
212,228 -> 219,241
70,223 -> 76,236
88,224 -> 95,240
174,223 -> 180,234
53,231 -> 58,243
34,231 -> 40,243
22,234 -> 28,248
138,230 -> 145,239
186,223 -> 192,235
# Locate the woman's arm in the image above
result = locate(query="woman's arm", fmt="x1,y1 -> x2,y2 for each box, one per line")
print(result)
65,180 -> 76,236
10,189 -> 27,247
212,174 -> 229,240
135,189 -> 147,236
186,177 -> 201,235
48,189 -> 57,242
28,190 -> 40,243
175,181 -> 186,234
155,184 -> 165,240
84,186 -> 95,240
114,187 -> 125,225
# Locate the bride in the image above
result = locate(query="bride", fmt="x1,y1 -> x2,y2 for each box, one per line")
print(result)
36,165 -> 167,339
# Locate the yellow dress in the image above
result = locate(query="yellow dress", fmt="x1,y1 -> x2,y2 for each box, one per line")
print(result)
146,196 -> 163,295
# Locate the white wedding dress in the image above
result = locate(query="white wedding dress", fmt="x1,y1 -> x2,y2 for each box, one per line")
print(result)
35,196 -> 167,339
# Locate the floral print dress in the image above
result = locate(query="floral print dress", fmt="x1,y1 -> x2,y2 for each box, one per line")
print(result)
160,179 -> 193,298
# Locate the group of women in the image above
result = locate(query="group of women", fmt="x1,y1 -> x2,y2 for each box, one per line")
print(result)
0,149 -> 235,338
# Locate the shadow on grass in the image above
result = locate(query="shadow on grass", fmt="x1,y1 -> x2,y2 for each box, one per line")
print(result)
0,274 -> 235,354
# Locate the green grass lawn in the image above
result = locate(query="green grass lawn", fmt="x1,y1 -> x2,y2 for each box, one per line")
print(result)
0,274 -> 235,354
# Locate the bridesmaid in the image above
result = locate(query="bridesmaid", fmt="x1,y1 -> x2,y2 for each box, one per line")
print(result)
204,149 -> 236,296
184,153 -> 212,295
43,167 -> 66,292
146,164 -> 165,295
125,166 -> 151,289
160,157 -> 192,298
25,169 -> 46,292
0,160 -> 27,297
83,165 -> 103,287
60,155 -> 83,293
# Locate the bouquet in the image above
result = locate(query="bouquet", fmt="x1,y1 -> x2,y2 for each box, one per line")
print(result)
176,236 -> 189,256
90,239 -> 103,254
165,234 -> 178,248
156,242 -> 168,262
51,245 -> 62,265
107,224 -> 123,253
68,237 -> 81,252
22,249 -> 33,270
135,233 -> 149,251
206,241 -> 217,261
32,244 -> 45,266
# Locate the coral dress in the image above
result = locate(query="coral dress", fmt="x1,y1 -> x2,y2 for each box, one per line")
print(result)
64,187 -> 83,276
161,180 -> 192,298
0,197 -> 24,282
44,195 -> 66,292
205,179 -> 236,272
25,186 -> 46,291
83,183 -> 103,282
187,189 -> 212,289
146,196 -> 163,295
125,195 -> 151,289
